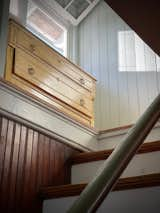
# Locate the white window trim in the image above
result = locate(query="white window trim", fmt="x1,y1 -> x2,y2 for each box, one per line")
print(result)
27,0 -> 69,56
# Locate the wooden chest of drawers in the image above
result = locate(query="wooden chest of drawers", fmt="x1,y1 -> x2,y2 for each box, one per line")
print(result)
5,20 -> 96,127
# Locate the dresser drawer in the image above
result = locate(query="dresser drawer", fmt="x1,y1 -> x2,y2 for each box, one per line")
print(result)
13,48 -> 93,116
9,21 -> 96,95
7,20 -> 96,127
5,46 -> 93,126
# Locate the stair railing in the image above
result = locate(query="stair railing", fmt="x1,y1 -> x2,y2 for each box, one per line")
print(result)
67,94 -> 160,213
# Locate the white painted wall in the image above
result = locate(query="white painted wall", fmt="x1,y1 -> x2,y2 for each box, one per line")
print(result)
77,0 -> 160,130
98,125 -> 160,150
43,186 -> 160,213
0,81 -> 98,151
9,0 -> 160,131
72,151 -> 160,184
67,25 -> 79,64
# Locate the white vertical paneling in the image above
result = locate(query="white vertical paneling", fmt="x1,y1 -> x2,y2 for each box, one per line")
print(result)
77,0 -> 160,130
106,7 -> 119,128
117,22 -> 130,126
98,3 -> 110,129
124,27 -> 139,124
156,55 -> 160,94
157,55 -> 160,72
144,44 -> 159,104
134,34 -> 148,115
67,25 -> 79,64
92,6 -> 101,128
83,4 -> 101,128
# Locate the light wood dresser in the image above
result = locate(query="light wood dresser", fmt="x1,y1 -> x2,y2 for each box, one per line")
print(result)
5,20 -> 96,127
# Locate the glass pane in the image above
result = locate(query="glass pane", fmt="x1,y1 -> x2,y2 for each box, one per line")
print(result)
67,0 -> 89,19
54,0 -> 72,8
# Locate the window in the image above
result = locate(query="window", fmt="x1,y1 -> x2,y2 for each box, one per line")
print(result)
27,2 -> 67,56
53,0 -> 100,25
9,0 -> 68,56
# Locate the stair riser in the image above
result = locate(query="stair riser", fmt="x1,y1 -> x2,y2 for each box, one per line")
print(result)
43,186 -> 160,213
71,151 -> 160,184
98,125 -> 160,150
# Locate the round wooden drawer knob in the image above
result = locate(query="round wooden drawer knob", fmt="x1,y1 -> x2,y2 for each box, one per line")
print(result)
80,78 -> 85,85
80,99 -> 85,107
28,67 -> 35,75
30,44 -> 36,53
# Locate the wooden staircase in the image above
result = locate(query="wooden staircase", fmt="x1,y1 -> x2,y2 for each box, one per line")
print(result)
71,140 -> 160,164
39,173 -> 160,200
39,137 -> 160,211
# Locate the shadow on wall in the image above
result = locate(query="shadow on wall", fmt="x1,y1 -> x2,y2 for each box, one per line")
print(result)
99,186 -> 160,213
43,186 -> 160,213
78,1 -> 160,130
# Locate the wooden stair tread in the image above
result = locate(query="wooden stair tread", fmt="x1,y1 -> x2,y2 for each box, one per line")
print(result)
39,173 -> 160,199
71,141 -> 160,164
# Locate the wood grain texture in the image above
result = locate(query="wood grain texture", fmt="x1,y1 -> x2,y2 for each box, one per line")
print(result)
5,45 -> 93,127
14,48 -> 93,116
6,20 -> 96,127
0,78 -> 98,135
0,114 -> 79,212
71,141 -> 160,164
8,20 -> 96,82
39,173 -> 160,199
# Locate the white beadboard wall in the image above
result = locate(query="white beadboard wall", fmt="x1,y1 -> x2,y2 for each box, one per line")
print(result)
76,0 -> 160,130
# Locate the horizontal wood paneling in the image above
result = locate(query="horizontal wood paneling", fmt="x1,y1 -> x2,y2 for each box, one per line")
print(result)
6,20 -> 96,127
0,114 -> 79,212
39,173 -> 160,199
78,0 -> 160,130
71,141 -> 160,164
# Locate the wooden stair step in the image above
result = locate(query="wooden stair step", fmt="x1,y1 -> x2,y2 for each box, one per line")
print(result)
71,141 -> 160,164
39,173 -> 160,199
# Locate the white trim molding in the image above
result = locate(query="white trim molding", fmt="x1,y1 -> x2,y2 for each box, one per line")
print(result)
0,80 -> 98,151
98,124 -> 160,150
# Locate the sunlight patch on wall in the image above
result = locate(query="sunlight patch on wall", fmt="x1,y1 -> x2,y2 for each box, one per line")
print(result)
118,30 -> 160,72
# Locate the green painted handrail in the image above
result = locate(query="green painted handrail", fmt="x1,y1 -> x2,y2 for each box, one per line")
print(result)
67,94 -> 160,213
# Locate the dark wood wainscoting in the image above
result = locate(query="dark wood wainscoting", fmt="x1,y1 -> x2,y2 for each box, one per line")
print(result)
0,115 -> 79,213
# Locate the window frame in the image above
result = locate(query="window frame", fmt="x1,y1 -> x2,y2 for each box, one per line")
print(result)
26,4 -> 68,57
